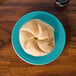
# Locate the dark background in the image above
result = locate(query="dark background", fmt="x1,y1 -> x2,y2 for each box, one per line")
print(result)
0,0 -> 76,76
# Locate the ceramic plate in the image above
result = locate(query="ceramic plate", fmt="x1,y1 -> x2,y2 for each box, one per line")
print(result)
12,11 -> 66,65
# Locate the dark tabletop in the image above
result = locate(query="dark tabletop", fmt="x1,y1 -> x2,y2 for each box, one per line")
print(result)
0,0 -> 76,76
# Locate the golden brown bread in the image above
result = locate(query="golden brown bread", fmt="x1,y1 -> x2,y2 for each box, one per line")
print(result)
19,19 -> 55,56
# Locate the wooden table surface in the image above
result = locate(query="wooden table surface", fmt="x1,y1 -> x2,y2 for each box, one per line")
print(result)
0,0 -> 76,76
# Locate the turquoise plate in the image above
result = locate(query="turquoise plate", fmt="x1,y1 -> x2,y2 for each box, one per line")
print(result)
12,11 -> 66,65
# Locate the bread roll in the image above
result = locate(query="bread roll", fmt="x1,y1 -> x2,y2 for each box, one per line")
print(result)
19,19 -> 55,56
